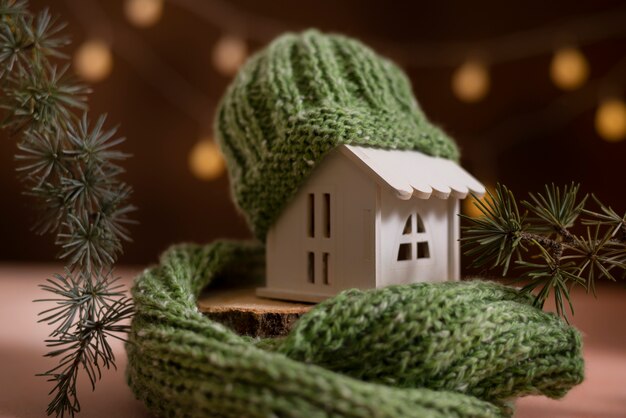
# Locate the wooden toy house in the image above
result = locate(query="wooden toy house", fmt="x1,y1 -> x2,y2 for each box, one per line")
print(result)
257,145 -> 485,303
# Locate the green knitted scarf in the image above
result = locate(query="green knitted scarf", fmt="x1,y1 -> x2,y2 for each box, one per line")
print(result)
126,241 -> 584,418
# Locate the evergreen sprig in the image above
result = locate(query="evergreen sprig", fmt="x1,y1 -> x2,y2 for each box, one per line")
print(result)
0,1 -> 134,417
462,183 -> 626,319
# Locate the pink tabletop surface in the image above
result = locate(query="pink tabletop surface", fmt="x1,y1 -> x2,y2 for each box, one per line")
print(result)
0,264 -> 148,418
1,264 -> 625,418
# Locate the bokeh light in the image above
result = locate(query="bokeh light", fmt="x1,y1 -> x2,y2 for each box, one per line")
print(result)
463,186 -> 494,218
73,39 -> 113,82
124,0 -> 164,28
452,59 -> 490,103
212,35 -> 248,76
595,99 -> 626,142
550,47 -> 589,90
188,139 -> 226,180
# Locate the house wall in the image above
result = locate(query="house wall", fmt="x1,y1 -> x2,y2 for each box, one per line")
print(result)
377,187 -> 454,287
262,148 -> 378,302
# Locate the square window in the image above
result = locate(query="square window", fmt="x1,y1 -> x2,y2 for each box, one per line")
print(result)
417,242 -> 430,259
397,243 -> 412,261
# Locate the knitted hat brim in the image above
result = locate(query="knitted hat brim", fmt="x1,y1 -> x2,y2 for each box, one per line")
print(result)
232,104 -> 459,239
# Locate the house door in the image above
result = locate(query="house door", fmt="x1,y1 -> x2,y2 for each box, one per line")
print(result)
380,196 -> 449,286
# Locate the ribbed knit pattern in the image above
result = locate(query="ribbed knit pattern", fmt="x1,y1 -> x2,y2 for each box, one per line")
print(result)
215,30 -> 460,239
126,241 -> 585,418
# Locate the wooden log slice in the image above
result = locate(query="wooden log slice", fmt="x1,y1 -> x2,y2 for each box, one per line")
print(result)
197,287 -> 314,338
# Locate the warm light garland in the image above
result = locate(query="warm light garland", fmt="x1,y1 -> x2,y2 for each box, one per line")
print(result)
550,47 -> 589,90
452,59 -> 490,103
124,0 -> 164,28
73,39 -> 113,82
66,0 -> 625,177
595,98 -> 626,142
212,35 -> 248,76
189,139 -> 226,180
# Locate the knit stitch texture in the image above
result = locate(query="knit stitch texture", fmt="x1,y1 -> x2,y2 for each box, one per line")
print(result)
215,30 -> 459,239
126,241 -> 584,418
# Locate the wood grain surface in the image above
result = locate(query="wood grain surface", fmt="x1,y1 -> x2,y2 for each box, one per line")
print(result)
198,287 -> 312,337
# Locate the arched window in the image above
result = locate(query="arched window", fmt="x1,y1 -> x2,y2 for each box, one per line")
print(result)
397,212 -> 430,261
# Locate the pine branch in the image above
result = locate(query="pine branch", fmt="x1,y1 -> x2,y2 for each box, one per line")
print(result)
459,184 -> 527,275
0,1 -> 135,416
37,277 -> 133,417
462,183 -> 626,319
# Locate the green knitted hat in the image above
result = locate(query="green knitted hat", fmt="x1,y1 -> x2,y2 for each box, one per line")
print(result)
215,30 -> 459,239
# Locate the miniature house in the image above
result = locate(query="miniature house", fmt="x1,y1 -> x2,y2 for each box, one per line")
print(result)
257,145 -> 485,303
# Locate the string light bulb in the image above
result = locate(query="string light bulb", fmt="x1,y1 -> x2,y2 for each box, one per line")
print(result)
212,35 -> 248,76
452,59 -> 490,103
189,139 -> 226,180
595,99 -> 626,142
550,47 -> 589,90
124,0 -> 164,28
73,39 -> 113,82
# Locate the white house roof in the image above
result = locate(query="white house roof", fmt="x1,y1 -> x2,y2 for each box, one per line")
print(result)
340,145 -> 486,200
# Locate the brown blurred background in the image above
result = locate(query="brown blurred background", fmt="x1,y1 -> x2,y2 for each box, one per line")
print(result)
1,0 -> 625,271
